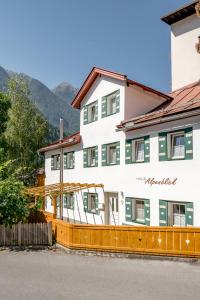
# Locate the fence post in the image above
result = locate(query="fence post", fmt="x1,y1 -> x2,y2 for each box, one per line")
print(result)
47,222 -> 52,246
18,222 -> 22,247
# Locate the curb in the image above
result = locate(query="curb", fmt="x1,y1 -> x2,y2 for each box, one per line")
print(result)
55,243 -> 200,263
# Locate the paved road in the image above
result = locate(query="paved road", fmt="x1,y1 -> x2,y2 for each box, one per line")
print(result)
0,249 -> 200,300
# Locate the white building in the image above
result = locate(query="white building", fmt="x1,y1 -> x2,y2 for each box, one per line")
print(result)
40,1 -> 200,227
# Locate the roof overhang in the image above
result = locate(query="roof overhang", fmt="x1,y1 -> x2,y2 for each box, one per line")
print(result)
161,1 -> 198,25
71,67 -> 172,109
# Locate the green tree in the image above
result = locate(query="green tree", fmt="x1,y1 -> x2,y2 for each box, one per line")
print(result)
0,93 -> 11,162
5,75 -> 49,185
0,178 -> 29,227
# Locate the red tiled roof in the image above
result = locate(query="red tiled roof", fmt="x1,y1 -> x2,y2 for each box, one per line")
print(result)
118,81 -> 200,130
38,132 -> 81,153
71,67 -> 172,109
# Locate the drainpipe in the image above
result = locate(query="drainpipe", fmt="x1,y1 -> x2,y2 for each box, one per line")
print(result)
60,118 -> 64,220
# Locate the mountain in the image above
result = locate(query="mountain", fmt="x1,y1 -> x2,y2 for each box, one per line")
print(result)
0,66 -> 80,135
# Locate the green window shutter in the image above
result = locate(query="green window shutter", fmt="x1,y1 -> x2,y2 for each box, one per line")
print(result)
64,154 -> 67,169
116,142 -> 120,165
83,105 -> 88,125
185,202 -> 193,226
159,200 -> 168,226
158,132 -> 168,161
95,194 -> 99,214
144,136 -> 150,162
51,156 -> 54,170
83,149 -> 88,168
72,152 -> 75,169
102,144 -> 107,166
71,195 -> 75,210
83,192 -> 88,212
95,101 -> 98,121
115,90 -> 120,113
125,197 -> 132,222
95,146 -> 98,167
125,139 -> 132,164
144,199 -> 150,226
184,127 -> 193,160
63,195 -> 67,208
101,96 -> 107,118
58,155 -> 60,169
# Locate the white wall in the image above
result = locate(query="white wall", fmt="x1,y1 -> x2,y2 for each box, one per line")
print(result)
171,14 -> 200,91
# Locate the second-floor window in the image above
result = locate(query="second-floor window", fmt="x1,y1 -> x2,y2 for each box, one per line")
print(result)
83,146 -> 98,168
102,142 -> 120,166
133,139 -> 145,162
64,152 -> 74,169
170,132 -> 185,159
125,136 -> 150,164
51,154 -> 60,170
108,144 -> 117,165
88,147 -> 96,167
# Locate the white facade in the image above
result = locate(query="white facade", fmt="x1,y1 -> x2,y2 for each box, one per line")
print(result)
171,14 -> 200,90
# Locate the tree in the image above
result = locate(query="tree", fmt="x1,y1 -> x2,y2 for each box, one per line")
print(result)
0,93 -> 11,162
0,178 -> 29,227
5,75 -> 49,185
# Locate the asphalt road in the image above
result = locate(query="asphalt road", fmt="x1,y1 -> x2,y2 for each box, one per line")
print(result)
0,249 -> 200,300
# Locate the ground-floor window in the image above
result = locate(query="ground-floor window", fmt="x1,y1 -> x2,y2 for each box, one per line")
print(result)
159,200 -> 193,227
83,192 -> 98,214
125,197 -> 150,225
63,193 -> 74,210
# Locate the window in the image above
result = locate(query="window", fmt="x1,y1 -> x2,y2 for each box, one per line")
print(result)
88,103 -> 97,123
83,101 -> 98,124
168,202 -> 186,226
132,139 -> 145,162
170,133 -> 185,159
107,93 -> 117,115
159,128 -> 193,161
64,152 -> 74,169
51,154 -> 60,170
88,194 -> 97,213
135,200 -> 145,223
126,136 -> 150,164
102,90 -> 120,118
88,147 -> 96,167
108,144 -> 117,165
125,197 -> 150,225
63,194 -> 74,209
83,146 -> 98,168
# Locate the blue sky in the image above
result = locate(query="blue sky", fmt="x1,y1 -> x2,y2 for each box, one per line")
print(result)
0,0 -> 188,92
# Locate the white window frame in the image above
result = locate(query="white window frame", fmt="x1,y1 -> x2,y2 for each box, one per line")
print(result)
132,139 -> 145,162
107,92 -> 117,115
107,144 -> 117,165
87,193 -> 97,213
88,147 -> 96,167
66,152 -> 74,169
131,199 -> 145,224
88,102 -> 96,123
52,154 -> 60,170
168,131 -> 185,160
168,202 -> 186,227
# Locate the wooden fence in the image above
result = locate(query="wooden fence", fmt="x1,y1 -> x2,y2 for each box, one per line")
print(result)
44,212 -> 200,257
0,222 -> 52,247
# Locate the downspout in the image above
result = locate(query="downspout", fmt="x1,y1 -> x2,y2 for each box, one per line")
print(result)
60,118 -> 64,220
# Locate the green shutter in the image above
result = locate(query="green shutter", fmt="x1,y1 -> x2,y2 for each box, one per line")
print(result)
83,149 -> 88,168
51,156 -> 54,170
125,197 -> 132,222
159,132 -> 168,161
83,192 -> 88,212
83,105 -> 88,125
115,90 -> 120,113
184,127 -> 193,160
58,155 -> 60,169
144,136 -> 150,162
159,200 -> 168,226
102,144 -> 107,166
116,142 -> 120,165
95,194 -> 99,214
95,146 -> 98,167
64,154 -> 67,169
144,199 -> 150,225
101,96 -> 107,118
125,139 -> 132,164
63,195 -> 67,208
185,202 -> 193,226
95,101 -> 98,121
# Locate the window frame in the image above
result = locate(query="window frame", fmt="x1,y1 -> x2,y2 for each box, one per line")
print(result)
168,201 -> 186,227
63,193 -> 74,210
105,90 -> 119,117
107,143 -> 117,165
169,131 -> 185,160
87,147 -> 97,168
87,193 -> 97,214
131,198 -> 146,225
64,151 -> 74,169
87,101 -> 97,123
132,138 -> 145,163
51,154 -> 60,170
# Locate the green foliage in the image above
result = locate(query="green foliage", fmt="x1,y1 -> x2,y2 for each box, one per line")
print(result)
0,178 -> 29,227
0,93 -> 11,163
